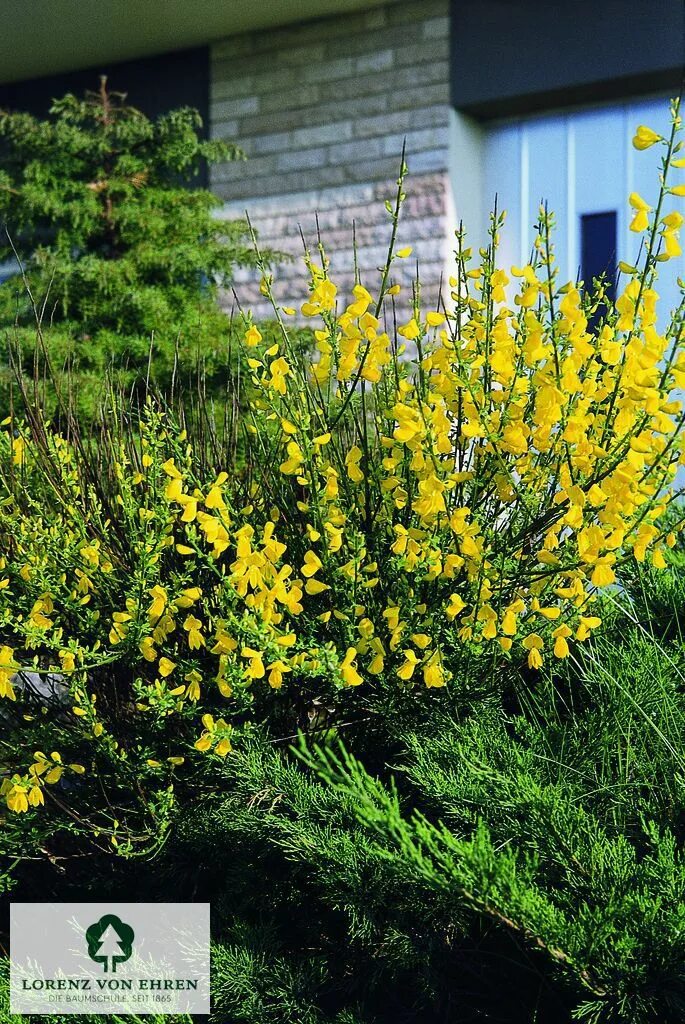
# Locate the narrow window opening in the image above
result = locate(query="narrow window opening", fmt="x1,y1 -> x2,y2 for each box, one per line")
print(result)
580,211 -> 617,312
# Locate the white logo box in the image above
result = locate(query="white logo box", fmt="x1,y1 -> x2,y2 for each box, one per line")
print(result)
10,902 -> 210,1015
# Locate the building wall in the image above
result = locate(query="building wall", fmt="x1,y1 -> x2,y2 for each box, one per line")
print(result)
209,0 -> 452,319
483,94 -> 684,321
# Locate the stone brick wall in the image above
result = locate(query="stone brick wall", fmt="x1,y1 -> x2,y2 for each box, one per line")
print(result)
209,0 -> 451,319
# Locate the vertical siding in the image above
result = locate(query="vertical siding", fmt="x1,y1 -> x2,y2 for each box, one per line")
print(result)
483,124 -> 521,269
526,117 -> 569,278
484,96 -> 684,321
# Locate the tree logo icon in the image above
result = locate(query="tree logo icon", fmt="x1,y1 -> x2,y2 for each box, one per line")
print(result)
85,914 -> 135,973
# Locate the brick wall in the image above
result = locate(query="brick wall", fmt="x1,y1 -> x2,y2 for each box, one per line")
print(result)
209,0 -> 451,319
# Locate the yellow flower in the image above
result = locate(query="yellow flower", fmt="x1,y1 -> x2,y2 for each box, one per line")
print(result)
393,403 -> 423,443
632,125 -> 661,150
59,650 -> 76,672
0,645 -> 18,701
662,230 -> 682,258
313,278 -> 338,311
183,615 -> 205,650
591,558 -> 615,588
212,629 -> 238,655
162,458 -> 182,479
522,634 -> 544,670
397,649 -> 419,681
244,324 -> 263,347
148,585 -> 167,623
630,210 -> 649,233
305,578 -> 329,595
423,652 -> 445,688
12,436 -> 25,466
301,550 -> 323,577
241,647 -> 265,680
28,785 -> 44,807
184,669 -> 202,702
345,446 -> 364,483
280,441 -> 304,476
340,647 -> 363,686
267,660 -> 290,689
413,475 -> 446,521
175,586 -> 202,608
552,625 -> 572,659
398,318 -> 420,341
7,785 -> 29,813
367,638 -> 385,675
629,191 -> 651,212
501,610 -> 518,636
446,594 -> 466,621
576,616 -> 602,642
180,497 -> 198,523
158,656 -> 176,678
628,193 -> 652,232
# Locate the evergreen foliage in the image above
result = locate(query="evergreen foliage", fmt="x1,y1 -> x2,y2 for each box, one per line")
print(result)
0,78 -> 259,413
2,554 -> 685,1024
6,560 -> 682,1024
174,577 -> 685,1024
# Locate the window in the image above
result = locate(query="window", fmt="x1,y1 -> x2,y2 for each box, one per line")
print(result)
580,211 -> 617,301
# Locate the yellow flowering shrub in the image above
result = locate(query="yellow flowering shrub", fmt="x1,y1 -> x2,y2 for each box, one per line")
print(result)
0,103 -> 683,846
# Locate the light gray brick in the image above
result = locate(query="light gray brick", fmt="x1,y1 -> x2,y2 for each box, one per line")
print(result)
394,39 -> 449,67
316,70 -> 393,102
217,165 -> 349,200
404,148 -> 449,173
210,75 -> 257,102
356,49 -> 394,74
345,157 -> 409,183
211,95 -> 260,120
212,152 -> 279,182
258,84 -> 321,113
212,61 -> 299,94
354,106 -> 448,140
277,147 -> 328,172
399,83 -> 450,109
327,137 -> 385,164
239,8 -> 372,56
239,108 -> 312,135
301,57 -> 356,84
291,121 -> 353,147
316,60 -> 450,103
259,89 -> 387,120
383,126 -> 449,155
212,119 -> 240,139
249,68 -> 301,95
423,16 -> 450,40
210,1 -> 452,310
244,131 -> 291,155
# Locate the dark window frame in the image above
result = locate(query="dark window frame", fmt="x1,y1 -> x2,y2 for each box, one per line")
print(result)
580,211 -> 617,324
